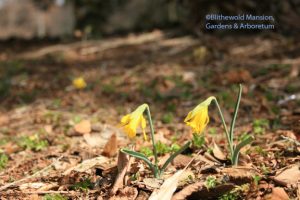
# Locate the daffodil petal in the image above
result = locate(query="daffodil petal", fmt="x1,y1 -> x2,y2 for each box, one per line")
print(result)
120,114 -> 131,126
184,97 -> 214,134
120,104 -> 148,139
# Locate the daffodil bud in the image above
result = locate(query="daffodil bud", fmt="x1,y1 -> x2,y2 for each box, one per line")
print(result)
120,104 -> 148,140
184,96 -> 215,134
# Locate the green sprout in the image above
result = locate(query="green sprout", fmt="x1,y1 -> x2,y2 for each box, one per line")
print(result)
205,175 -> 218,189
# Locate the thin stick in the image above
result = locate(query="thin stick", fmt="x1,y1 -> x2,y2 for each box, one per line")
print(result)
184,150 -> 202,170
0,156 -> 63,191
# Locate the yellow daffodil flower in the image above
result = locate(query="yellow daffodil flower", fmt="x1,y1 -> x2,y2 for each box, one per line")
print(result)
120,104 -> 148,140
73,77 -> 87,89
184,96 -> 215,134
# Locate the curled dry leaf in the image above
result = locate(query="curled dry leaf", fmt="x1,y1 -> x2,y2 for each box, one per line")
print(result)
149,170 -> 184,200
212,142 -> 227,161
204,152 -> 221,164
74,119 -> 91,134
111,150 -> 133,195
273,164 -> 300,186
102,133 -> 118,157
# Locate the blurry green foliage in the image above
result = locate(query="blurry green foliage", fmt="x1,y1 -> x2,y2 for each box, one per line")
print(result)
71,178 -> 93,192
0,153 -> 8,170
161,112 -> 174,124
205,176 -> 217,189
43,194 -> 67,200
17,134 -> 48,151
253,119 -> 269,135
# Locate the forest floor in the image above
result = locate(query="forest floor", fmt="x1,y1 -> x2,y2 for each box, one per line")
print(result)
0,30 -> 299,200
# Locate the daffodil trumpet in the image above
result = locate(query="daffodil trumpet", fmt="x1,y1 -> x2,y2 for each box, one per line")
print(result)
120,104 -> 191,178
185,84 -> 253,165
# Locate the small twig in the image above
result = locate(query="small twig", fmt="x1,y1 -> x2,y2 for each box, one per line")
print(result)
184,150 -> 202,170
0,156 -> 63,191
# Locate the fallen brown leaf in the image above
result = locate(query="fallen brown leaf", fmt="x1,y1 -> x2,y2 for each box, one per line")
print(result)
109,186 -> 138,200
29,194 -> 39,200
172,183 -> 235,200
264,187 -> 289,200
63,156 -> 111,175
172,181 -> 204,200
111,150 -> 133,195
172,154 -> 193,168
149,170 -> 184,200
143,178 -> 163,189
212,142 -> 227,161
273,164 -> 300,186
222,69 -> 252,84
74,119 -> 91,134
102,133 -> 118,157
219,167 -> 256,184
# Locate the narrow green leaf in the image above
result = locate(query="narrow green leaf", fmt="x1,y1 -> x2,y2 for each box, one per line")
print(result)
160,141 -> 191,174
120,149 -> 155,172
229,84 -> 243,144
232,135 -> 254,165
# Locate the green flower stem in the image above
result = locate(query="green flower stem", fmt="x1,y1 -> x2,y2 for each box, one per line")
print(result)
229,84 -> 242,148
212,99 -> 233,154
145,107 -> 159,167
